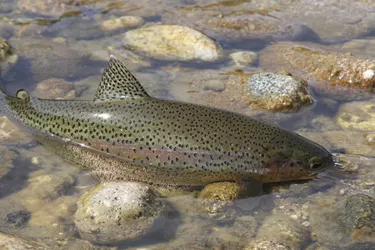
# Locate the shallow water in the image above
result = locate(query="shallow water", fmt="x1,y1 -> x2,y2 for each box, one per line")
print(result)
0,0 -> 375,249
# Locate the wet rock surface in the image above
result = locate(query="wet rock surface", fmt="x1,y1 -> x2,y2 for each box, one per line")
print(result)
123,24 -> 224,61
243,72 -> 313,111
338,194 -> 375,242
74,182 -> 168,244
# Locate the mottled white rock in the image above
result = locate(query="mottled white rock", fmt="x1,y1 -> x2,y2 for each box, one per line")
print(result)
74,182 -> 168,244
244,72 -> 313,111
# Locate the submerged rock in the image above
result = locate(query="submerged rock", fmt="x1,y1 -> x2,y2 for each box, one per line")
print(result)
244,240 -> 292,250
32,78 -> 76,99
0,39 -> 12,61
0,199 -> 30,232
162,2 -> 309,43
364,132 -> 375,145
199,182 -> 243,201
100,16 -> 144,31
0,39 -> 17,76
8,39 -> 99,84
170,68 -> 314,115
0,22 -> 13,40
260,42 -> 375,91
336,100 -> 375,132
27,196 -> 77,230
243,72 -> 313,111
199,182 -> 243,223
276,0 -> 375,43
230,51 -> 258,68
311,115 -> 342,131
341,38 -> 375,58
18,0 -> 76,17
0,146 -> 16,179
0,232 -> 47,249
164,0 -> 375,43
74,182 -> 168,244
299,130 -> 375,157
0,116 -> 32,145
338,194 -> 375,242
216,215 -> 258,249
26,173 -> 75,200
255,214 -> 308,249
123,24 -> 223,62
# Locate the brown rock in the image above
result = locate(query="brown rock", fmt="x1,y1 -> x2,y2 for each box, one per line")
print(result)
260,42 -> 375,90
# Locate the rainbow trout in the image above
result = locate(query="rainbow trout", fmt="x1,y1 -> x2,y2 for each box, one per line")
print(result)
0,56 -> 333,187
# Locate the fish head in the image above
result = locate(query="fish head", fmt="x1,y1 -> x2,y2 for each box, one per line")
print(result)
258,135 -> 334,183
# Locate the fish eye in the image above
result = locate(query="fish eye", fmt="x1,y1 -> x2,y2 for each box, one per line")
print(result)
16,89 -> 29,101
308,157 -> 323,170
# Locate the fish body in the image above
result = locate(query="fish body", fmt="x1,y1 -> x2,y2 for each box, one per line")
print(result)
0,56 -> 333,187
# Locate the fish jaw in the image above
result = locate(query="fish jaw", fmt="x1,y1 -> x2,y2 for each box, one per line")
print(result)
254,158 -> 315,183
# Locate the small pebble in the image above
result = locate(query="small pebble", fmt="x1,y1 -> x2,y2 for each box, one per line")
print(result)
31,157 -> 40,165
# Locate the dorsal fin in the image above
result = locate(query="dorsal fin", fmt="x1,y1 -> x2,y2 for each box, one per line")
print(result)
93,55 -> 149,102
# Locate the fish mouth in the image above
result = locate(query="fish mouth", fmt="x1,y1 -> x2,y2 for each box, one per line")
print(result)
308,172 -> 319,177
